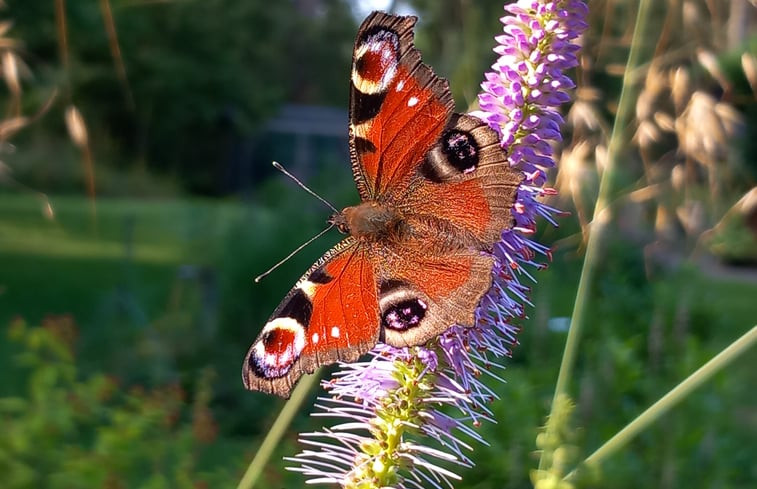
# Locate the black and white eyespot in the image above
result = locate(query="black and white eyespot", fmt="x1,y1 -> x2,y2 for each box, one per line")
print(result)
441,129 -> 479,174
248,317 -> 306,379
246,284 -> 316,380
379,280 -> 428,332
351,26 -> 400,96
420,123 -> 481,183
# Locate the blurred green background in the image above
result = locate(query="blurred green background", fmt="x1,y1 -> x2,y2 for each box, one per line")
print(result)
1,0 -> 756,488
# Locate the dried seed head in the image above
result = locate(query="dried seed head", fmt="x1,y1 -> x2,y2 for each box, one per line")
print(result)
714,101 -> 743,136
0,20 -> 13,39
653,111 -> 675,133
2,50 -> 20,95
655,204 -> 679,241
558,141 -> 596,202
634,119 -> 662,149
670,66 -> 691,113
697,49 -> 730,91
644,65 -> 668,98
567,97 -> 603,134
65,106 -> 88,147
636,88 -> 656,122
671,164 -> 687,193
742,53 -> 757,98
595,144 -> 608,174
675,91 -> 743,167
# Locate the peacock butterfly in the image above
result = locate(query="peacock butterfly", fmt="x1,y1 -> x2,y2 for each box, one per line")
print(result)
243,11 -> 522,397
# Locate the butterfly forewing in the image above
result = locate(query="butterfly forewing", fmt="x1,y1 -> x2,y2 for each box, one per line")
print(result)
349,11 -> 454,200
243,239 -> 379,397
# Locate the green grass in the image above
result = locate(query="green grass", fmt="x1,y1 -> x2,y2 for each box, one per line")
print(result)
0,194 -> 237,325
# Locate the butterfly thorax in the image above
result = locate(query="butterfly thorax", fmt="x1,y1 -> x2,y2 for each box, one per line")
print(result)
330,201 -> 408,242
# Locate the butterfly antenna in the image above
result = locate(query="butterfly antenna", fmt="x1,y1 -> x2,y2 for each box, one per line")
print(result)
272,161 -> 339,214
254,223 -> 335,283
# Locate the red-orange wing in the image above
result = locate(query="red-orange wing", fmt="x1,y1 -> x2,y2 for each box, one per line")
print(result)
348,12 -> 454,200
401,114 -> 523,245
242,239 -> 379,398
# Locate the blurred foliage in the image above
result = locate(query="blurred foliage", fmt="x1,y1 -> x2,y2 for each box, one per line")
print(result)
0,317 -> 241,488
1,194 -> 756,488
405,0 -> 508,108
4,0 -> 357,193
708,211 -> 757,264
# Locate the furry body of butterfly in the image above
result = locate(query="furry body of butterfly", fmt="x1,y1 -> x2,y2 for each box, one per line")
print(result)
331,202 -> 408,241
243,11 -> 522,397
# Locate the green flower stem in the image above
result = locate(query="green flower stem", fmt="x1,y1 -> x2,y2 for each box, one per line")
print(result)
345,350 -> 435,489
538,0 -> 654,472
565,325 -> 757,481
236,370 -> 320,489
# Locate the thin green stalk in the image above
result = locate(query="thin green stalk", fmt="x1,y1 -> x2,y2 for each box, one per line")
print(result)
538,0 -> 654,471
236,370 -> 319,489
565,325 -> 757,481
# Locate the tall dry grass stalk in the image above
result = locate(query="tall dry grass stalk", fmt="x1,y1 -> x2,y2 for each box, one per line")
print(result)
52,0 -> 101,229
555,0 -> 753,261
0,3 -> 56,218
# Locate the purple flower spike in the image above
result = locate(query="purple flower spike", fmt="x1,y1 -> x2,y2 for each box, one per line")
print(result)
288,2 -> 587,487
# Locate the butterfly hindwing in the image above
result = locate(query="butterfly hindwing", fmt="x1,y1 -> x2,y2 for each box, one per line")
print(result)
404,113 -> 524,245
243,238 -> 379,397
374,246 -> 495,347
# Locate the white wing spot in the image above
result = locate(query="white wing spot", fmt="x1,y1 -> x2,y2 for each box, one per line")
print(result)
298,280 -> 317,299
330,326 -> 340,338
407,96 -> 419,107
312,333 -> 319,344
396,79 -> 405,91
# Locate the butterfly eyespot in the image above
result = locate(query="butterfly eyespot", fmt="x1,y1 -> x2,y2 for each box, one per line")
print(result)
420,120 -> 485,183
352,27 -> 400,97
249,318 -> 306,379
442,129 -> 479,174
381,297 -> 428,331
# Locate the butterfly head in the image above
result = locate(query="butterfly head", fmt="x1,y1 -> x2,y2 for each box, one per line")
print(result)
328,211 -> 351,235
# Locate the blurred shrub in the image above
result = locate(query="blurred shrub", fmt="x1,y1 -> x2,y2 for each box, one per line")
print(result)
8,133 -> 181,197
0,316 -> 240,488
